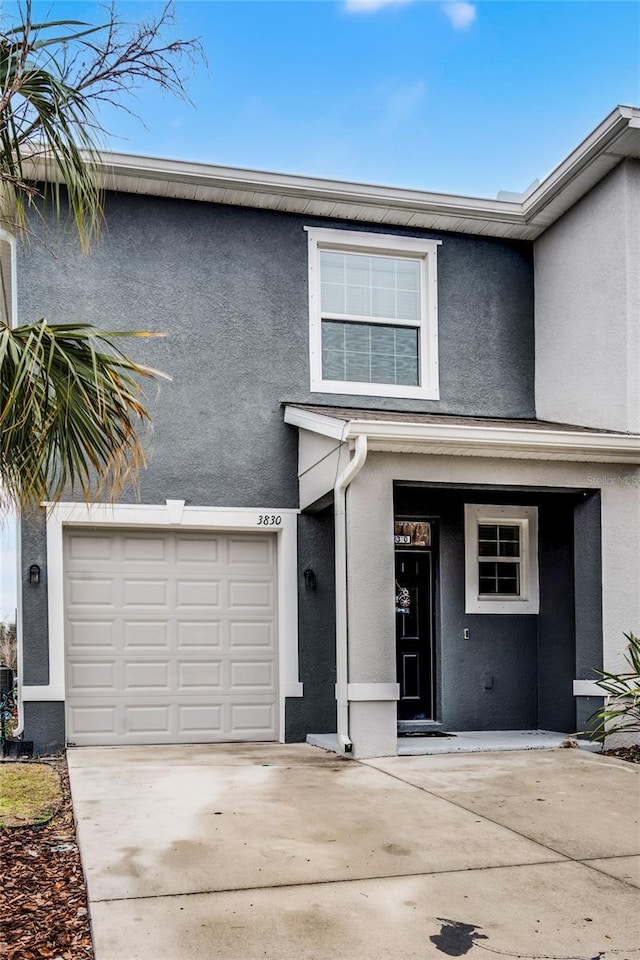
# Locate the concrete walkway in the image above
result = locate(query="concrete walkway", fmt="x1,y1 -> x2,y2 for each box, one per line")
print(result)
67,744 -> 640,960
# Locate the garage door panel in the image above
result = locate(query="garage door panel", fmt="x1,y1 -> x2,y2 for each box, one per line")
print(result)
229,620 -> 274,648
176,537 -> 220,564
123,620 -> 170,648
68,704 -> 117,736
123,660 -> 171,691
123,578 -> 168,607
230,701 -> 277,735
177,620 -> 222,648
176,579 -> 221,608
228,580 -> 273,609
229,660 -> 276,689
178,661 -> 223,690
67,619 -> 117,650
68,577 -> 116,607
68,661 -> 117,691
125,704 -> 172,734
228,537 -> 272,565
65,530 -> 278,745
68,535 -> 114,561
122,536 -> 167,562
179,703 -> 223,734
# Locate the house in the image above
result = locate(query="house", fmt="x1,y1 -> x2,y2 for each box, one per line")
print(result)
12,105 -> 640,759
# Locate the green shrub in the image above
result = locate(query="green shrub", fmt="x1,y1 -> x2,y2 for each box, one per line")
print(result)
589,632 -> 640,742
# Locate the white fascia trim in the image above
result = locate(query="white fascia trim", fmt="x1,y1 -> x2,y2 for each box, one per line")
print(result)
37,501 -> 302,743
573,680 -> 604,697
306,228 -> 440,403
284,405 -> 348,441
284,409 -> 640,464
522,106 -> 638,216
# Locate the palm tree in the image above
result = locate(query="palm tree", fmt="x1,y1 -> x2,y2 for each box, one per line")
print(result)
0,2 -> 199,511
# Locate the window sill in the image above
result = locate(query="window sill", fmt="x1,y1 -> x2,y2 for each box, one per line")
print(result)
310,377 -> 440,401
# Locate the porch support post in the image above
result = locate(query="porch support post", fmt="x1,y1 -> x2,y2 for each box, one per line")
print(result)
345,464 -> 398,759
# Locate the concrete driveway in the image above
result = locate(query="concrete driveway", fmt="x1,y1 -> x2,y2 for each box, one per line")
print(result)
67,744 -> 640,960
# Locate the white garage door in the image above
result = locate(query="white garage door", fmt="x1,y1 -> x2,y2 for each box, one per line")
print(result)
64,530 -> 278,745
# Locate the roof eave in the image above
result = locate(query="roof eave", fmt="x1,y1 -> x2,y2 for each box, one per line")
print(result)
284,406 -> 640,464
26,105 -> 640,241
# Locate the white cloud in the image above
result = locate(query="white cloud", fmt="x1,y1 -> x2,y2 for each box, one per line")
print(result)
441,1 -> 477,29
345,0 -> 412,13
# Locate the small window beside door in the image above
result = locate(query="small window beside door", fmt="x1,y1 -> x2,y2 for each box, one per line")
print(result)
464,505 -> 539,614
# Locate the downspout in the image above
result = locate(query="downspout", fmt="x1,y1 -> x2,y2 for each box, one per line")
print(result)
334,433 -> 368,754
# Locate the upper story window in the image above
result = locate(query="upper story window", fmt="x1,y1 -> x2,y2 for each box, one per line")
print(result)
0,229 -> 17,326
464,504 -> 539,615
306,227 -> 440,400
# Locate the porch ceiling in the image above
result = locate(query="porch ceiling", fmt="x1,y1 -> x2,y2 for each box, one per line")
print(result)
284,404 -> 640,464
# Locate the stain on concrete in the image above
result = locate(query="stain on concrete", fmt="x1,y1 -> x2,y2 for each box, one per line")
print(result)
383,843 -> 411,856
430,918 -> 488,956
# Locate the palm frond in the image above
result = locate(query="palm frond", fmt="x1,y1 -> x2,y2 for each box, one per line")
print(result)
0,319 -> 168,511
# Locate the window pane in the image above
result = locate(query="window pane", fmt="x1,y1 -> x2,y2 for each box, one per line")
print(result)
371,257 -> 397,290
322,320 -> 345,351
322,320 -> 419,386
478,561 -> 521,596
322,351 -> 346,381
320,251 -> 345,284
396,289 -> 420,322
478,525 -> 498,557
396,258 -> 420,291
370,324 -> 396,355
345,283 -> 371,316
321,281 -> 345,314
320,250 -> 421,321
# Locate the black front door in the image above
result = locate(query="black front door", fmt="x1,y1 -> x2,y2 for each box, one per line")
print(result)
395,549 -> 436,721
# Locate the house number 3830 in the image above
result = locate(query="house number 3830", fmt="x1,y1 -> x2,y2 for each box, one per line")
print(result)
257,515 -> 281,525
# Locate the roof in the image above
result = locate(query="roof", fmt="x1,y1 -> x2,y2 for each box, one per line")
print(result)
31,106 -> 640,242
284,404 -> 640,464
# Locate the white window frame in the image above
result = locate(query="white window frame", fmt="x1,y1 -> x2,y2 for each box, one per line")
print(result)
464,504 -> 539,614
306,227 -> 440,400
0,227 -> 17,326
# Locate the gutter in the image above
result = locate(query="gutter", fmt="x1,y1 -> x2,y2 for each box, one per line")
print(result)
334,434 -> 368,754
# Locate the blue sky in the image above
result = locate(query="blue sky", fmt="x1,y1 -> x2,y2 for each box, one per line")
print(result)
19,0 -> 640,197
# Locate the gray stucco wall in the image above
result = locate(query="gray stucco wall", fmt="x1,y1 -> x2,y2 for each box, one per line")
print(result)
286,509 -> 337,741
20,510 -> 50,686
19,196 -> 535,497
18,191 -> 534,749
534,160 -> 640,432
23,702 -> 65,756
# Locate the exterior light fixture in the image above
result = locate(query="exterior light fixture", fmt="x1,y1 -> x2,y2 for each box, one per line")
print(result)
303,568 -> 317,591
28,564 -> 41,585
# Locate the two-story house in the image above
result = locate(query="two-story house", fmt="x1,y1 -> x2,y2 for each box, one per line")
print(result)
12,105 -> 640,758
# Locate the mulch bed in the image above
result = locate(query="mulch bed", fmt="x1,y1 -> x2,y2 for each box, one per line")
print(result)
0,755 -> 94,960
600,744 -> 640,764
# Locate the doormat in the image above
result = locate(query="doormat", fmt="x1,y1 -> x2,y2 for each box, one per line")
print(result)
398,731 -> 456,738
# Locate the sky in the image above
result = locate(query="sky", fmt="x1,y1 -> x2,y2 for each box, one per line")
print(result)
12,0 -> 640,198
1,0 -> 639,619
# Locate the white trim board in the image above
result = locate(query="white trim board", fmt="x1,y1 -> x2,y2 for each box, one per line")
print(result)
27,501 -> 302,745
